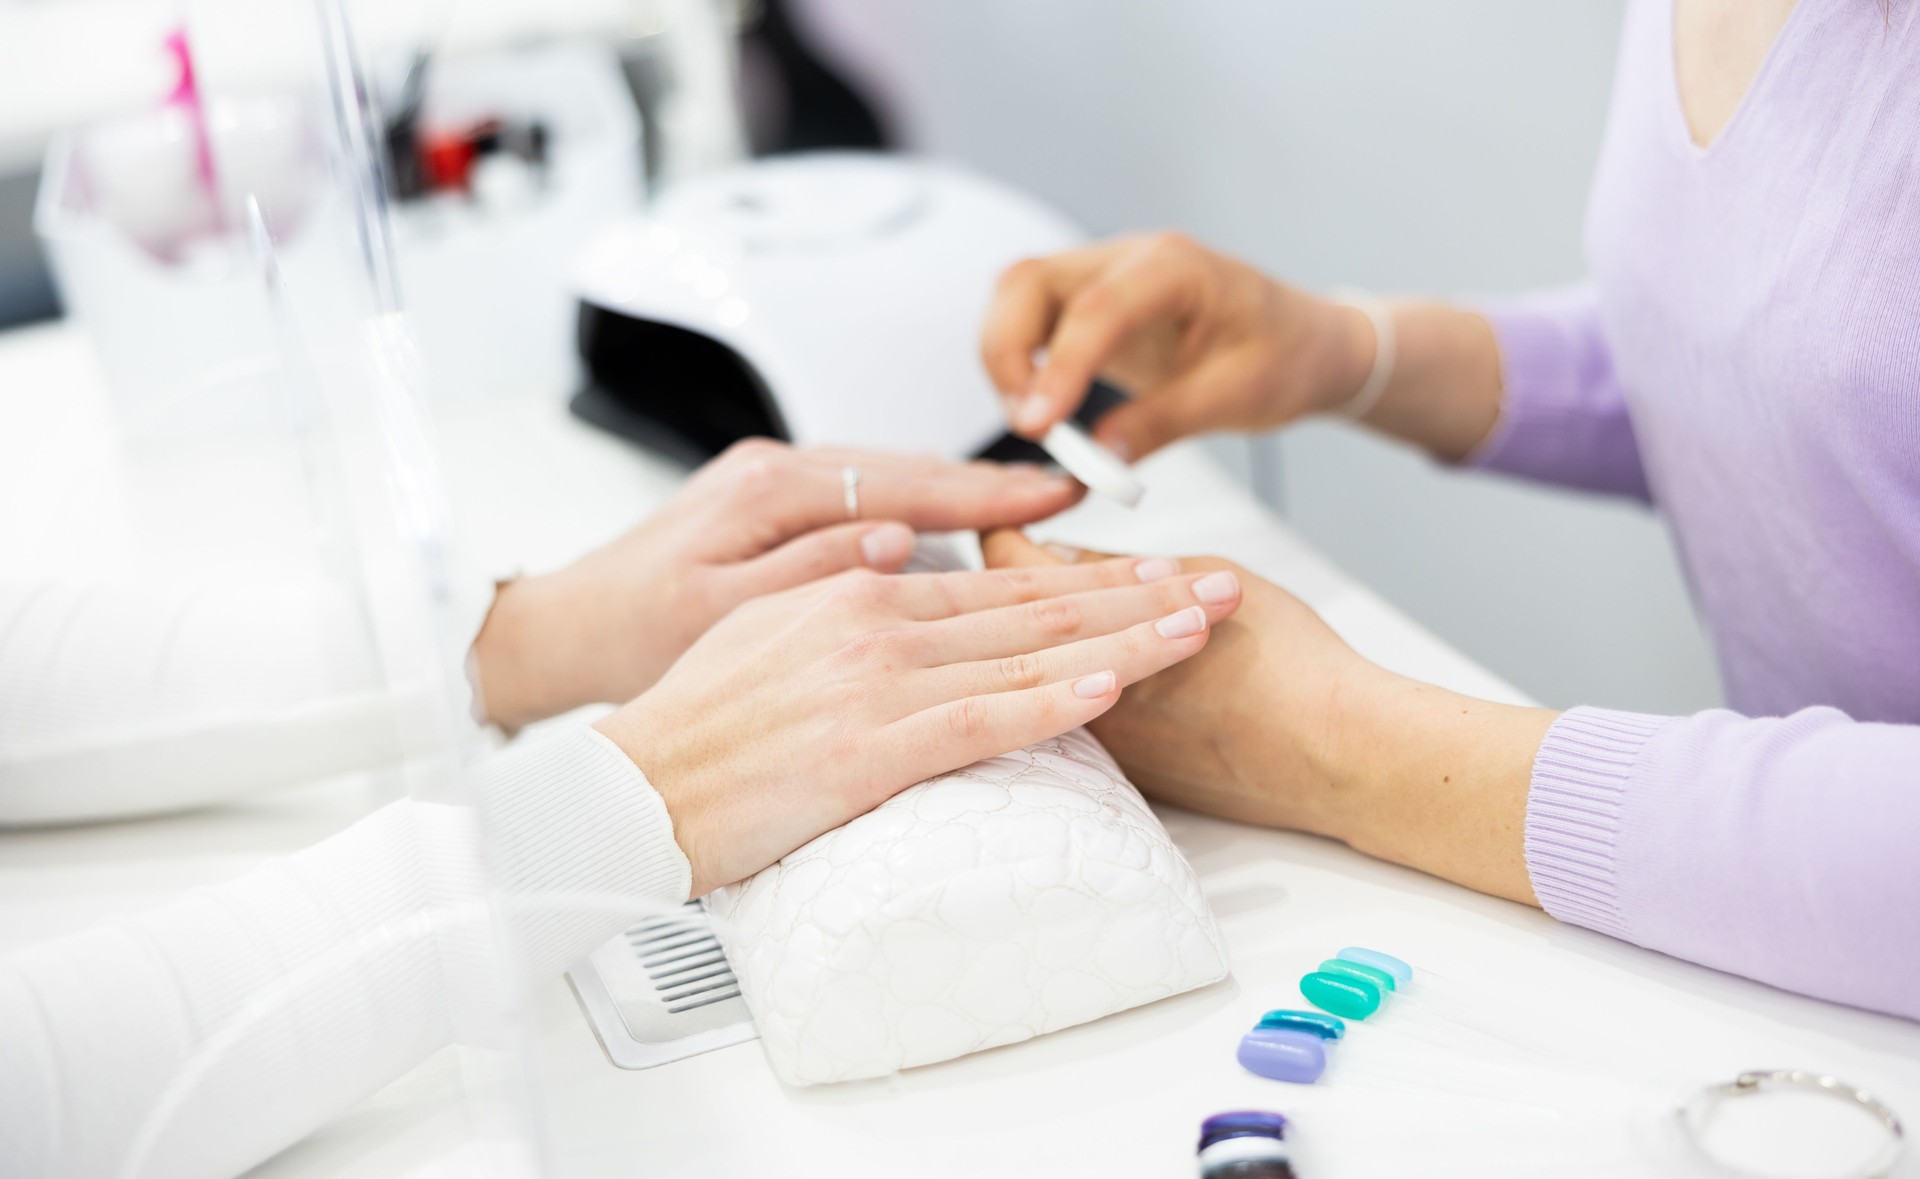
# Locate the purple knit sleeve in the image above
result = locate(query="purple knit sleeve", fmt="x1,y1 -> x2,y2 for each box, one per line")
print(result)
1467,285 -> 1651,503
1526,706 -> 1920,1019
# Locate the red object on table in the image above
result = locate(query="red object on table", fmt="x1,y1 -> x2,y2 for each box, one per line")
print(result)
421,132 -> 478,192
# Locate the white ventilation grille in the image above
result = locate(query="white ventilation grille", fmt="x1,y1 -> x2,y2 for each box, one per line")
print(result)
568,900 -> 757,1069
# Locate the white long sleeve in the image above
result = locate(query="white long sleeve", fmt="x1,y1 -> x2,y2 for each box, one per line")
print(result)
0,567 -> 510,826
0,725 -> 692,1179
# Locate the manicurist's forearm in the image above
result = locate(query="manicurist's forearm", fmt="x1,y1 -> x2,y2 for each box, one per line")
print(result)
1523,706 -> 1920,1020
1320,299 -> 1507,462
1249,664 -> 1558,905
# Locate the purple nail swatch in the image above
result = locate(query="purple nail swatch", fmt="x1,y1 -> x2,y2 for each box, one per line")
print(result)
1236,1027 -> 1327,1084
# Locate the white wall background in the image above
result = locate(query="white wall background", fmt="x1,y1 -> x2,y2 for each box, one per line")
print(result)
806,0 -> 1722,715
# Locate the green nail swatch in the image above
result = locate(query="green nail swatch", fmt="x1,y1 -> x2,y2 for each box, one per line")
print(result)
1319,957 -> 1397,993
1300,971 -> 1381,1020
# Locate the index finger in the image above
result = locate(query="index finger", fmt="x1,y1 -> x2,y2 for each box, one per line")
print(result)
979,257 -> 1058,400
1026,245 -> 1195,436
979,245 -> 1125,427
888,555 -> 1184,620
757,452 -> 1087,539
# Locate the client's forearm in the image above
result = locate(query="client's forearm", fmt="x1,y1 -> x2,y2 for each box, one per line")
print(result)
1238,666 -> 1558,905
470,569 -> 630,730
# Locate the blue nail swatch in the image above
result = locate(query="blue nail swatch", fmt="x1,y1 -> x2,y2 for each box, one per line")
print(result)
1256,1009 -> 1346,1040
1336,946 -> 1413,985
1319,957 -> 1397,993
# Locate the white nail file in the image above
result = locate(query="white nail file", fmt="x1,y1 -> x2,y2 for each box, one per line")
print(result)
1040,421 -> 1145,508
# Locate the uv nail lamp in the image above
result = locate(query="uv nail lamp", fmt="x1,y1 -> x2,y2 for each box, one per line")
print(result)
569,152 -> 1083,460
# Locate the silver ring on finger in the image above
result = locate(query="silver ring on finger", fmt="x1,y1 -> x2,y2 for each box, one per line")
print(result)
842,465 -> 862,520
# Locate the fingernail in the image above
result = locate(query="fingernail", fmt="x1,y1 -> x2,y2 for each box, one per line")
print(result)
1100,433 -> 1134,463
1154,605 -> 1207,639
1134,556 -> 1178,582
860,524 -> 914,567
1017,392 -> 1051,432
1192,570 -> 1240,603
1073,670 -> 1117,698
1045,542 -> 1086,563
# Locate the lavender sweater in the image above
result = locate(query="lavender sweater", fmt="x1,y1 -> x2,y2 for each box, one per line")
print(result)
1473,0 -> 1920,1020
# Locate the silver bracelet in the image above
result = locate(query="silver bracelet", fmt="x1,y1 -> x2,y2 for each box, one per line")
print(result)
1330,296 -> 1396,422
1675,1069 -> 1906,1179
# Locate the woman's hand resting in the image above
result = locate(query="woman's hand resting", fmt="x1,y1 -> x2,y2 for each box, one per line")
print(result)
596,556 -> 1244,896
470,439 -> 1085,729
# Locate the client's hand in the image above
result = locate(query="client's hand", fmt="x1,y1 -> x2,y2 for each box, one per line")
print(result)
596,557 -> 1243,896
471,440 -> 1084,729
980,529 -> 1369,837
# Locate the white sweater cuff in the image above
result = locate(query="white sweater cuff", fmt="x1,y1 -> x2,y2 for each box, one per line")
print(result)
474,724 -> 693,982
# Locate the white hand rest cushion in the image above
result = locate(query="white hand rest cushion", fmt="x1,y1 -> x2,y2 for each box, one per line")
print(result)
705,726 -> 1230,1086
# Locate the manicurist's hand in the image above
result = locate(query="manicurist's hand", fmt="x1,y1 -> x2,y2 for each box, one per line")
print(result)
981,233 -> 1509,463
595,557 -> 1245,895
981,233 -> 1378,459
982,530 -> 1559,906
470,439 -> 1085,730
982,530 -> 1363,836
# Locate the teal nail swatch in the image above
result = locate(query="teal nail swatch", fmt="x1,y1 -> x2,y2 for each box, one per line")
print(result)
1337,946 -> 1412,984
1257,1009 -> 1346,1040
1319,957 -> 1397,993
1300,971 -> 1381,1020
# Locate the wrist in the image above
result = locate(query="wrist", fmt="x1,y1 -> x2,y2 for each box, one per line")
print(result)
1310,667 -> 1558,903
594,697 -> 718,897
471,572 -> 603,730
1215,652 -> 1399,840
1307,667 -> 1432,852
1304,298 -> 1384,417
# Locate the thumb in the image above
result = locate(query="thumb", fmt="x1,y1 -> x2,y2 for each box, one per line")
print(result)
731,520 -> 916,595
1092,380 -> 1218,462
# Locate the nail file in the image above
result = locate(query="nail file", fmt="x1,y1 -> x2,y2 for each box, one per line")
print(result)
1040,421 -> 1145,507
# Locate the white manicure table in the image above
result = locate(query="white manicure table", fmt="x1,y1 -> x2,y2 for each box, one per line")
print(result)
2,320 -> 1915,1178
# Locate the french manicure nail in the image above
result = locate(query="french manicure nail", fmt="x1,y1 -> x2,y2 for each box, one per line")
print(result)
860,525 -> 912,567
1046,542 -> 1087,563
1134,556 -> 1178,582
1192,570 -> 1240,603
1073,670 -> 1117,698
1101,434 -> 1135,463
1154,605 -> 1207,639
1018,392 -> 1051,431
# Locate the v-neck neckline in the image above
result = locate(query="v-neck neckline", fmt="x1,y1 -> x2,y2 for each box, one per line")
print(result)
1664,0 -> 1812,159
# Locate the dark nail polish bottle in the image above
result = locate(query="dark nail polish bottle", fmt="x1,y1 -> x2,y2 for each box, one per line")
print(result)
1197,1110 -> 1296,1179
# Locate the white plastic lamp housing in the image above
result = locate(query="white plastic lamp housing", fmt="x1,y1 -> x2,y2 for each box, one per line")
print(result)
571,153 -> 1085,458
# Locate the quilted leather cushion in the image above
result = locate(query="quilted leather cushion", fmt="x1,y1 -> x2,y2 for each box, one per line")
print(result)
705,726 -> 1230,1086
